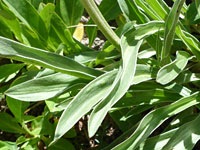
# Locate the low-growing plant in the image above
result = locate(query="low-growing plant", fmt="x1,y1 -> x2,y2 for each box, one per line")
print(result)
1,0 -> 200,149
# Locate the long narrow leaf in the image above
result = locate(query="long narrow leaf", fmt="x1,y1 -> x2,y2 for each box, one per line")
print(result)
53,70 -> 118,143
0,36 -> 102,79
177,27 -> 200,60
88,21 -> 164,138
113,92 -> 200,150
144,0 -> 167,20
58,0 -> 83,33
161,0 -> 186,63
0,1 -> 23,42
137,128 -> 178,150
114,89 -> 182,107
117,0 -> 164,59
196,0 -> 200,16
6,73 -> 86,101
3,0 -> 48,41
175,72 -> 200,84
163,114 -> 200,150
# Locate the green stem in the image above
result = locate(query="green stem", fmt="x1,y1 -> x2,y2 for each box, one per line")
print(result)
22,122 -> 34,137
80,0 -> 120,51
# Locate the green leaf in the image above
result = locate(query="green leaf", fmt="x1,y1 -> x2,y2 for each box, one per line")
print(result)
143,0 -> 167,20
114,89 -> 182,108
20,137 -> 40,150
177,28 -> 200,60
163,114 -> 200,150
20,24 -> 46,49
31,113 -> 54,135
196,0 -> 200,16
70,50 -> 99,64
39,3 -> 55,31
157,51 -> 191,85
0,20 -> 12,39
48,27 -> 62,49
56,0 -> 83,33
0,63 -> 24,83
109,107 -> 144,132
6,72 -> 45,123
138,48 -> 156,59
0,112 -> 24,133
88,21 -> 164,138
0,141 -> 17,150
88,35 -> 142,137
0,36 -> 103,79
45,96 -> 72,113
141,0 -> 200,62
132,64 -> 156,85
86,20 -> 97,47
186,2 -> 200,24
117,0 -> 164,58
135,0 -> 162,20
137,128 -> 178,150
49,138 -> 75,150
165,108 -> 196,132
50,13 -> 82,53
96,21 -> 134,64
6,73 -> 86,101
175,72 -> 200,84
27,0 -> 43,9
161,0 -> 186,63
0,1 -> 23,41
164,82 -> 192,97
7,96 -> 29,123
113,92 -> 200,150
3,0 -> 48,42
117,0 -> 149,24
53,70 -> 117,143
129,81 -> 191,97
100,0 -> 121,21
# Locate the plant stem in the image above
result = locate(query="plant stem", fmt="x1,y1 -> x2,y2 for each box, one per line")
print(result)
22,122 -> 34,137
80,0 -> 120,51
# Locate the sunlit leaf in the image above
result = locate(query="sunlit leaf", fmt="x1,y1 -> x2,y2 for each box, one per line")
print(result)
163,114 -> 200,150
0,36 -> 103,79
53,70 -> 117,143
157,51 -> 191,85
113,92 -> 200,149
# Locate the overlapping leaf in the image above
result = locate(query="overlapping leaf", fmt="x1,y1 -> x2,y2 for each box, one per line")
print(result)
0,112 -> 25,133
113,92 -> 200,149
157,51 -> 191,85
53,70 -> 118,143
3,0 -> 48,42
0,36 -> 103,79
163,114 -> 200,150
56,0 -> 83,33
88,21 -> 164,138
136,128 -> 178,150
161,0 -> 185,63
6,73 -> 86,101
